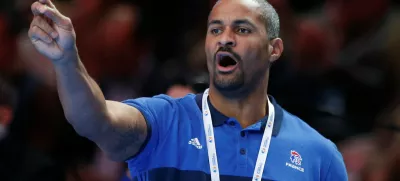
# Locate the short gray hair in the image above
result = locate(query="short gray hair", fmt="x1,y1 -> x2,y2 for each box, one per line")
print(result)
213,0 -> 280,39
253,0 -> 280,39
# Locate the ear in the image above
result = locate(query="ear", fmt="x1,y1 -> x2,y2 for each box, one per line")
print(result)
268,38 -> 284,63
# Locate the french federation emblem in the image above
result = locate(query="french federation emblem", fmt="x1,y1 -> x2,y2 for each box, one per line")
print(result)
290,150 -> 302,166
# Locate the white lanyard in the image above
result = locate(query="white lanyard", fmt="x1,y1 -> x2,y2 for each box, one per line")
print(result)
202,89 -> 275,181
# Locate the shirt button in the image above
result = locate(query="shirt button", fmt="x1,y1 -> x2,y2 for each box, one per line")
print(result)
229,121 -> 235,126
240,148 -> 246,155
240,132 -> 246,137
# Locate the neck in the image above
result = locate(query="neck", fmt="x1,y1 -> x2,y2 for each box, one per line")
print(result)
208,81 -> 269,128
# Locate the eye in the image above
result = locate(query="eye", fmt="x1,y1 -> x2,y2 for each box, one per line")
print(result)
237,27 -> 251,34
210,28 -> 222,35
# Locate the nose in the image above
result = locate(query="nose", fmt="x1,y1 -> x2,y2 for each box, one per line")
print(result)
217,30 -> 236,48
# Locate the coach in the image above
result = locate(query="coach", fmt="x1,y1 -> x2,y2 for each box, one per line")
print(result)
28,0 -> 348,180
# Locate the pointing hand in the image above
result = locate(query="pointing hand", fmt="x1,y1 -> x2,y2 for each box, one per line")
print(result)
28,0 -> 77,64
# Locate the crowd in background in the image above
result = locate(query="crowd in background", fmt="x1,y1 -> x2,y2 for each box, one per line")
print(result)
0,0 -> 399,180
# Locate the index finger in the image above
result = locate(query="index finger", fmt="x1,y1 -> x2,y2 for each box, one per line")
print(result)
38,5 -> 71,29
31,2 -> 44,16
38,0 -> 56,9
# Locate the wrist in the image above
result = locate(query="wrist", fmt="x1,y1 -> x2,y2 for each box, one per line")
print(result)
52,48 -> 80,70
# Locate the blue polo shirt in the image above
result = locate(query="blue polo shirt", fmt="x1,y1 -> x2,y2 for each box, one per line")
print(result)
122,93 -> 348,181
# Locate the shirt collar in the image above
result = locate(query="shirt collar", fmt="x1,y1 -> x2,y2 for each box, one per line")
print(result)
195,93 -> 283,137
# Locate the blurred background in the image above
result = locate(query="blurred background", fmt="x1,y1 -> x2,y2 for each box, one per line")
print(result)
0,0 -> 399,180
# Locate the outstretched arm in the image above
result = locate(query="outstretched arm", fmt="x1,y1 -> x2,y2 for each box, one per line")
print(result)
29,0 -> 148,161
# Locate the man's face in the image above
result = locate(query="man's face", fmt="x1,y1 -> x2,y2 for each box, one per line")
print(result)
205,0 -> 271,94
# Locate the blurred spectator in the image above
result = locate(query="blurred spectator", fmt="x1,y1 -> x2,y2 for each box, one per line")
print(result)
0,78 -> 17,141
0,80 -> 66,181
292,19 -> 336,72
340,134 -> 376,181
94,3 -> 145,78
71,149 -> 125,181
340,98 -> 400,181
166,84 -> 194,98
360,101 -> 400,181
325,0 -> 389,46
0,14 -> 18,76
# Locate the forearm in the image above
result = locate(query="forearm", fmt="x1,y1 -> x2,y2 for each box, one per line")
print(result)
54,56 -> 109,136
53,56 -> 149,161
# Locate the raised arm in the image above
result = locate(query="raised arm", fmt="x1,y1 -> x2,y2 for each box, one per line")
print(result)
28,0 -> 147,161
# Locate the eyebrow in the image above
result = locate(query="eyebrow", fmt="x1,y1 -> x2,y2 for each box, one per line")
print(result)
207,19 -> 257,29
233,19 -> 257,29
208,20 -> 223,27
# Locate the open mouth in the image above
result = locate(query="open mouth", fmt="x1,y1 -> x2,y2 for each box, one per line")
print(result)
216,52 -> 238,73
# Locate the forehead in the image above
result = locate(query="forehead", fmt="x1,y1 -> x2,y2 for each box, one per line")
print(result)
209,0 -> 262,23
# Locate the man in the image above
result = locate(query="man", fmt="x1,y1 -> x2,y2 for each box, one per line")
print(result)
28,0 -> 348,180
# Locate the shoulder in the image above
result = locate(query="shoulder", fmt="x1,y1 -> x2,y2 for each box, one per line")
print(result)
277,107 -> 342,159
122,93 -> 197,110
279,108 -> 346,178
120,93 -> 199,127
281,108 -> 338,152
122,94 -> 200,169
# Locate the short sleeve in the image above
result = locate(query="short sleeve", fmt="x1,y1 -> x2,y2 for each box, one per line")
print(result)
121,95 -> 177,168
324,144 -> 348,181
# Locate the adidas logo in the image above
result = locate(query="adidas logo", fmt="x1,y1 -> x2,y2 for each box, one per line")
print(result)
188,138 -> 203,149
